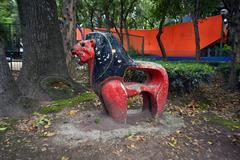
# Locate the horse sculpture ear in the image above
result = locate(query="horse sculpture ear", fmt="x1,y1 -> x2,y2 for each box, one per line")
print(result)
90,39 -> 96,47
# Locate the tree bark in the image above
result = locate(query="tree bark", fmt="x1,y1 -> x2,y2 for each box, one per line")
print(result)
122,0 -> 137,53
228,6 -> 240,90
105,12 -> 112,32
0,37 -> 25,117
90,10 -> 94,31
61,0 -> 79,78
191,0 -> 201,63
17,0 -> 81,100
103,1 -> 112,32
156,18 -> 167,61
61,0 -> 76,65
119,0 -> 124,43
222,0 -> 240,90
124,20 -> 131,53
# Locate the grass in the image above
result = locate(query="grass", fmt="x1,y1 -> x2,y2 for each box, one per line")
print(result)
0,118 -> 18,134
94,118 -> 101,124
40,92 -> 97,114
204,114 -> 240,130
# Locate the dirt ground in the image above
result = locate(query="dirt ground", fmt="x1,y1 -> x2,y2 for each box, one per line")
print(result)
0,82 -> 240,160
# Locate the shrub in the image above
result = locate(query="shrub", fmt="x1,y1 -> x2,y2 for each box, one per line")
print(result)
124,61 -> 215,93
159,62 -> 215,92
215,63 -> 240,88
216,63 -> 240,77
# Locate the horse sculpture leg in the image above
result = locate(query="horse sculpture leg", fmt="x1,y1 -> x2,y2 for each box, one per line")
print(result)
101,79 -> 128,123
141,67 -> 169,118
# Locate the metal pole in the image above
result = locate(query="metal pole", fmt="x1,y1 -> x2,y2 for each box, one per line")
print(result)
219,15 -> 224,56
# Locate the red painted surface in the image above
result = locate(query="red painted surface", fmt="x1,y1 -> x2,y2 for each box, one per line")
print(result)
76,15 -> 223,57
72,40 -> 169,123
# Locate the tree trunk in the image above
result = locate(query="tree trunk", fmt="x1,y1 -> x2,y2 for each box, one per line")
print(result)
96,14 -> 102,28
105,12 -> 112,32
90,10 -> 94,31
123,20 -> 131,53
228,8 -> 240,90
17,0 -> 81,100
61,0 -> 79,79
119,0 -> 124,43
0,38 -> 25,117
61,0 -> 76,65
191,0 -> 201,62
156,18 -> 167,61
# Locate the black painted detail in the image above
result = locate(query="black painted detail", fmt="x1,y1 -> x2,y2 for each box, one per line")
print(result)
86,32 -> 135,91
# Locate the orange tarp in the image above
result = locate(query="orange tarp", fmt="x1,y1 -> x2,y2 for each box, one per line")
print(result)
76,15 -> 222,57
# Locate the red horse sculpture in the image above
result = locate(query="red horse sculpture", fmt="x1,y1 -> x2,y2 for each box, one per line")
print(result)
72,32 -> 168,123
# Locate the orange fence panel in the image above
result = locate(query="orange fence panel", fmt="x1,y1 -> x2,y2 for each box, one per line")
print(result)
76,15 -> 222,57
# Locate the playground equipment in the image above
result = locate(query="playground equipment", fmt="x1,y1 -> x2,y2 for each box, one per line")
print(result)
72,32 -> 168,122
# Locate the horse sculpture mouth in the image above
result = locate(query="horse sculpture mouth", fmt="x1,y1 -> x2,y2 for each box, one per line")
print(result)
71,40 -> 95,65
71,49 -> 81,64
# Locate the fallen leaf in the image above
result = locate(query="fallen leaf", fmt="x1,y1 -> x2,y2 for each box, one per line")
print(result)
41,147 -> 47,152
168,137 -> 177,148
69,110 -> 78,117
61,156 -> 70,160
112,149 -> 123,156
0,127 -> 7,132
46,132 -> 56,137
126,144 -> 137,150
127,134 -> 145,141
208,141 -> 213,145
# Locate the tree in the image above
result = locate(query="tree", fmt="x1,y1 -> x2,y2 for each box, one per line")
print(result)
77,0 -> 98,30
94,0 -> 138,51
0,0 -> 17,24
182,0 -> 201,62
132,0 -> 157,29
61,0 -> 76,64
0,26 -> 25,117
191,0 -> 201,62
17,0 -> 81,100
60,0 -> 81,78
222,0 -> 240,90
182,0 -> 220,62
120,0 -> 138,51
151,0 -> 181,61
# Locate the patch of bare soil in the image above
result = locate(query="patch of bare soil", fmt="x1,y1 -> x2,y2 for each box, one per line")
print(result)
0,82 -> 240,160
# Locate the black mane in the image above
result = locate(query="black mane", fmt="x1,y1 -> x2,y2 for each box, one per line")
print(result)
86,32 -> 135,91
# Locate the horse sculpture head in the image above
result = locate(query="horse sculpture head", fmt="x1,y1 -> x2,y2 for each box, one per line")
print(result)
71,39 -> 96,65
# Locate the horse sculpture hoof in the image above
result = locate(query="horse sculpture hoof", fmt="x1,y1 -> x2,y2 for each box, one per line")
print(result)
72,32 -> 169,123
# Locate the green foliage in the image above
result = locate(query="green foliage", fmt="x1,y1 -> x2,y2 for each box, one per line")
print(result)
125,62 -> 215,93
0,118 -> 17,134
0,0 -> 17,24
94,118 -> 101,124
182,0 -> 220,18
40,92 -> 97,114
223,44 -> 233,51
124,70 -> 147,83
151,0 -> 182,20
216,63 -> 240,84
36,115 -> 50,126
159,62 -> 215,92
